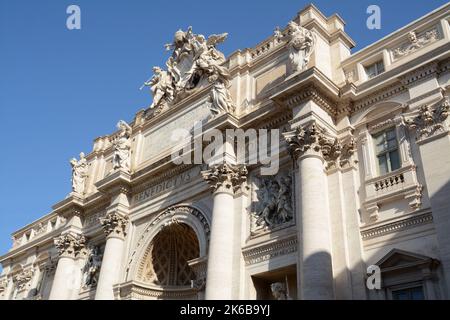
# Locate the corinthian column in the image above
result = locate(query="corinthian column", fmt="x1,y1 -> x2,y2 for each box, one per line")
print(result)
95,211 -> 129,300
283,122 -> 335,299
49,233 -> 86,300
201,163 -> 247,300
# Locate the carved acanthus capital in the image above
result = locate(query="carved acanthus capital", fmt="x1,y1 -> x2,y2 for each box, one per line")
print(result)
201,163 -> 248,194
404,98 -> 449,140
283,123 -> 357,169
100,212 -> 129,238
13,269 -> 34,291
54,233 -> 86,258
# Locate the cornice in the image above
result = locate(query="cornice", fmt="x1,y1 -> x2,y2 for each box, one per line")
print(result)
242,233 -> 297,266
360,211 -> 433,240
268,67 -> 340,118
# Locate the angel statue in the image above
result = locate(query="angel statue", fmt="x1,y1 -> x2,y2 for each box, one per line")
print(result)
276,21 -> 316,73
70,152 -> 88,195
112,120 -> 132,172
143,66 -> 175,109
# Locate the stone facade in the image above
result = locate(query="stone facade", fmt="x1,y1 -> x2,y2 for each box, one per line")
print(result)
2,3 -> 450,300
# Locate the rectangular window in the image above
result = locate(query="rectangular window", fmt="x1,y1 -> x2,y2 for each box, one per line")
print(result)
373,128 -> 401,175
392,286 -> 425,300
365,60 -> 385,79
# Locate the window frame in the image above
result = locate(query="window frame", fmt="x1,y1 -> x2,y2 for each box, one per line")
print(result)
372,127 -> 401,176
365,60 -> 385,79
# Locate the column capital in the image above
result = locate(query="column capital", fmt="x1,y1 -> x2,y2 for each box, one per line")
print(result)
100,212 -> 129,239
54,233 -> 86,259
283,122 -> 357,170
201,163 -> 248,194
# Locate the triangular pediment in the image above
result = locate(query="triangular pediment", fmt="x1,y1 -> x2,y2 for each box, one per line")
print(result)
376,249 -> 437,271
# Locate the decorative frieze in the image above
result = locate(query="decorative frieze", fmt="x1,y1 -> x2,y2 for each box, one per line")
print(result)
54,233 -> 86,258
201,163 -> 248,194
100,212 -> 129,238
404,98 -> 449,140
392,28 -> 441,60
242,235 -> 297,265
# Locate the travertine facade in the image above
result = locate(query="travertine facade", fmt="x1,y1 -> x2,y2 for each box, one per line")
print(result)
2,3 -> 450,300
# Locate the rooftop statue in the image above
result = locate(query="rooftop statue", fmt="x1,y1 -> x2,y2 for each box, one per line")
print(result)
70,152 -> 88,195
142,27 -> 233,115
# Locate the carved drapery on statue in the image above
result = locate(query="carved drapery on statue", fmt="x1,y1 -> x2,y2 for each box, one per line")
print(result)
143,27 -> 234,116
252,173 -> 294,231
275,21 -> 316,73
70,152 -> 88,195
112,120 -> 132,173
82,246 -> 103,288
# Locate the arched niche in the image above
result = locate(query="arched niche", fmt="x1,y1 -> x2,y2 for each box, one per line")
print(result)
126,205 -> 210,285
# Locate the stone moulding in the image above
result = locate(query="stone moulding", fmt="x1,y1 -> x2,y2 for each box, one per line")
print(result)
116,280 -> 200,300
242,234 -> 297,266
361,211 -> 433,240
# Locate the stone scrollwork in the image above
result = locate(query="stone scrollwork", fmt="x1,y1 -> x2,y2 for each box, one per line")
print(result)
70,152 -> 88,195
112,120 -> 132,173
100,212 -> 129,238
201,163 -> 248,194
404,97 -> 449,140
283,122 -> 357,169
275,21 -> 316,73
143,27 -> 234,116
54,233 -> 86,258
252,174 -> 294,230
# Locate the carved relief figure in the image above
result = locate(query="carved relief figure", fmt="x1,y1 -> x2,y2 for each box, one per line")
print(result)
82,246 -> 102,288
253,174 -> 294,229
393,29 -> 439,59
112,120 -> 132,172
276,21 -> 316,73
70,152 -> 88,195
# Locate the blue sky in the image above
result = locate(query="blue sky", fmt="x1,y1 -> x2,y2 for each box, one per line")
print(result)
0,0 -> 448,258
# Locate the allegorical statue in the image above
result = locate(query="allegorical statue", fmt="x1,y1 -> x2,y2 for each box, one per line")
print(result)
143,66 -> 175,109
270,282 -> 292,300
112,120 -> 132,172
275,21 -> 316,73
70,152 -> 88,195
82,246 -> 102,288
141,27 -> 233,115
